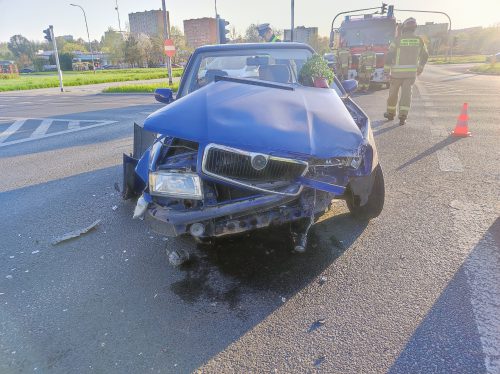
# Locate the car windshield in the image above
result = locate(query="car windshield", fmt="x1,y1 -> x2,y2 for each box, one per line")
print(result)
180,47 -> 314,96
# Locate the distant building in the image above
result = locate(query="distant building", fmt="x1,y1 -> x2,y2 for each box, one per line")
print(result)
284,26 -> 318,44
415,22 -> 448,38
183,17 -> 217,48
129,9 -> 165,37
61,35 -> 74,42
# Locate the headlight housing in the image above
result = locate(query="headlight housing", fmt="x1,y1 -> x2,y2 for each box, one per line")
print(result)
149,172 -> 203,199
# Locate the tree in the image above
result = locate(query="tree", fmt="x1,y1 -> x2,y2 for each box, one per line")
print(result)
7,35 -> 34,62
62,42 -> 88,53
0,42 -> 14,60
124,36 -> 141,67
244,24 -> 262,43
170,26 -> 193,64
101,28 -> 124,64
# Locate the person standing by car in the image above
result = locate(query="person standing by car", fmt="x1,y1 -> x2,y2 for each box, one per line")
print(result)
257,23 -> 281,42
337,43 -> 352,80
358,45 -> 376,92
384,17 -> 429,125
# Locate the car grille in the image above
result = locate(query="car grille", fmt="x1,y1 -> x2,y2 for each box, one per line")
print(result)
202,145 -> 307,194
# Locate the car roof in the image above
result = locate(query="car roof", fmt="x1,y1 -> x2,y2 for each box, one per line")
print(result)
194,42 -> 315,54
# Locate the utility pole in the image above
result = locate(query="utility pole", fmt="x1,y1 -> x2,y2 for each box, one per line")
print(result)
291,0 -> 295,42
70,4 -> 96,73
161,0 -> 173,85
115,0 -> 122,32
48,26 -> 64,92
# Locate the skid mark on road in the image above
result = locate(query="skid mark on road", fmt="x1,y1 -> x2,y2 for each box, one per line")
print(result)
0,117 -> 117,148
450,201 -> 500,374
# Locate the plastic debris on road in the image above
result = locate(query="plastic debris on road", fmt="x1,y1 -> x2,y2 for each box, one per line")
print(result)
51,220 -> 101,245
112,205 -> 118,211
168,249 -> 190,267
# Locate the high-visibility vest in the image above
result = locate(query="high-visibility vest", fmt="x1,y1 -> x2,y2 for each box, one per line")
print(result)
389,37 -> 423,78
338,49 -> 351,68
270,35 -> 281,43
359,51 -> 376,71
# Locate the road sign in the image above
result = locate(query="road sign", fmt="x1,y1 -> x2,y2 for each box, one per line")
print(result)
164,39 -> 175,57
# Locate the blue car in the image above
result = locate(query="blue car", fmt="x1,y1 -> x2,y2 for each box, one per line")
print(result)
123,43 -> 384,250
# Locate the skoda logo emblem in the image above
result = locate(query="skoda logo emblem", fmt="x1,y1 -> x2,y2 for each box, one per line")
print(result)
251,154 -> 268,171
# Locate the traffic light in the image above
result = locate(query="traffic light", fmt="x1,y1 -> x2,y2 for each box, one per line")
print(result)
43,27 -> 52,42
218,17 -> 230,44
381,3 -> 387,14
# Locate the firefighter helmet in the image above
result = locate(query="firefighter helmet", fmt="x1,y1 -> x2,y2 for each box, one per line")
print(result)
402,17 -> 417,32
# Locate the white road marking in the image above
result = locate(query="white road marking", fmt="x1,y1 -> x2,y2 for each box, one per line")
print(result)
0,119 -> 26,143
30,119 -> 53,138
67,120 -> 80,130
450,200 -> 500,374
0,119 -> 117,148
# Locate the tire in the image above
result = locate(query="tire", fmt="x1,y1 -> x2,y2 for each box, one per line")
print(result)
346,165 -> 385,220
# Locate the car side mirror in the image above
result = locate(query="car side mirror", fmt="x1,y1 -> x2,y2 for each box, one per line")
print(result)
154,88 -> 174,104
341,79 -> 358,95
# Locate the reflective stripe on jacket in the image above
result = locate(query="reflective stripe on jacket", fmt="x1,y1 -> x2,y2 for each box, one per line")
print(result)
359,51 -> 376,71
386,34 -> 428,78
338,49 -> 351,68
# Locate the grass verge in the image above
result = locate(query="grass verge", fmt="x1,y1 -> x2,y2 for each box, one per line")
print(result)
428,55 -> 487,64
469,63 -> 500,75
102,82 -> 179,93
0,68 -> 183,92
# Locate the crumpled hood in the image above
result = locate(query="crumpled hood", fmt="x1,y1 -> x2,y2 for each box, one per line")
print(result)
145,80 -> 364,158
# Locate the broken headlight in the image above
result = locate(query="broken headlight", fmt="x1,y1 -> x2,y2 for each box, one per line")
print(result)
311,157 -> 362,169
149,172 -> 203,199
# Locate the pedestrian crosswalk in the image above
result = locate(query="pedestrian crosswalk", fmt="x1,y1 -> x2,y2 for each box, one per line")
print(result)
0,117 -> 117,148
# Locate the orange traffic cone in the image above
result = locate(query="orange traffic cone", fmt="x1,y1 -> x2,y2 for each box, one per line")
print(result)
451,103 -> 471,137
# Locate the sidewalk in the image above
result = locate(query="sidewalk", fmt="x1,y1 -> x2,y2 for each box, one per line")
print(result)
0,77 -> 181,97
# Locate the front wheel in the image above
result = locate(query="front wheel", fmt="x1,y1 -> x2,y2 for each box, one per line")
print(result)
346,165 -> 385,220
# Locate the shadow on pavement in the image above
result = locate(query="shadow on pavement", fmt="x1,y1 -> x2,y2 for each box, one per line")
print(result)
0,164 -> 369,373
396,137 -> 462,171
388,218 -> 500,373
171,213 -> 368,305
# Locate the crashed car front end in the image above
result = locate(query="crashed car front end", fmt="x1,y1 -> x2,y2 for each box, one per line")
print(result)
124,78 -> 378,245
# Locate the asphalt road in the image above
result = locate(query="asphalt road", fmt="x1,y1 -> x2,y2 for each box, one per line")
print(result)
0,65 -> 498,374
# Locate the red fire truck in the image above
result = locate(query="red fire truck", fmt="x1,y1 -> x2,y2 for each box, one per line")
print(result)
332,6 -> 397,86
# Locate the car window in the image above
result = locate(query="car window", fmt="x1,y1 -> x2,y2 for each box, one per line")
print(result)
180,48 -> 313,96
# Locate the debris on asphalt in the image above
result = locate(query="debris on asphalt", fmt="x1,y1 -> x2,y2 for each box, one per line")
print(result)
281,296 -> 286,303
313,356 -> 325,367
31,250 -> 39,254
133,196 -> 148,219
5,275 -> 13,279
318,276 -> 327,285
112,205 -> 118,211
168,249 -> 190,267
9,256 -> 14,259
309,318 -> 326,332
52,220 -> 101,245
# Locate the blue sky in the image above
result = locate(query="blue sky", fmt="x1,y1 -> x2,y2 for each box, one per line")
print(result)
0,0 -> 499,43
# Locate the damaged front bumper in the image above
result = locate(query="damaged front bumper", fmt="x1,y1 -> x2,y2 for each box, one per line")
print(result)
144,187 -> 332,238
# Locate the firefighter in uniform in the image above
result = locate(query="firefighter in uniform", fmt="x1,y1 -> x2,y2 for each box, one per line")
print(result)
337,43 -> 352,80
358,45 -> 376,92
384,17 -> 429,125
257,23 -> 281,42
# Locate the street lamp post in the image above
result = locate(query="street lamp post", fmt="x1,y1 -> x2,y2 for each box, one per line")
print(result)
70,3 -> 96,73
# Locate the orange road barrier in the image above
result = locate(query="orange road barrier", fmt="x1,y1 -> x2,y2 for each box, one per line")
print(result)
451,103 -> 472,137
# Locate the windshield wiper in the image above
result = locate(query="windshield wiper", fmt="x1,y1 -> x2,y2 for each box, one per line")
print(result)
214,75 -> 294,91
